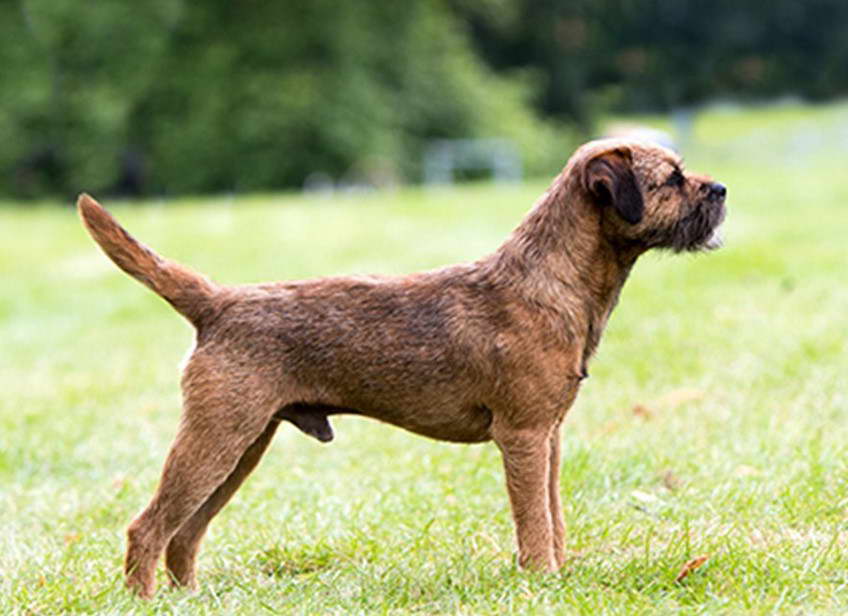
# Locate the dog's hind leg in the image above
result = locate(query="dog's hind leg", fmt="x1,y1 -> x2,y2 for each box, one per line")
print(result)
165,418 -> 281,590
124,359 -> 281,598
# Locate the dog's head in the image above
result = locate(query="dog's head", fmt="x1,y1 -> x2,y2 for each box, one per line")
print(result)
576,138 -> 726,252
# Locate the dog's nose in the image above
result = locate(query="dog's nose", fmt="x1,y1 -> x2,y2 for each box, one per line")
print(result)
708,182 -> 727,201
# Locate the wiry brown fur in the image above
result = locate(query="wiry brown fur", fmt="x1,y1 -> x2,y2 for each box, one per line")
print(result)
77,139 -> 726,598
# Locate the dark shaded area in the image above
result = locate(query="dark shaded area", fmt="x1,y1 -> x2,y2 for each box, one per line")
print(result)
457,0 -> 848,121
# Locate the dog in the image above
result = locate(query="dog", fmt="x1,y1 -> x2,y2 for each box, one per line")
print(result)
77,138 -> 726,598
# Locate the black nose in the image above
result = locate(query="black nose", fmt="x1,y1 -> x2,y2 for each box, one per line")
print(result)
708,182 -> 727,201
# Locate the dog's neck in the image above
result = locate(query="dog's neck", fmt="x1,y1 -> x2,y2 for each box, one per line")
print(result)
480,170 -> 641,366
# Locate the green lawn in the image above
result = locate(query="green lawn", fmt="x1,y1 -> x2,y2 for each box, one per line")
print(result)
2,104 -> 847,614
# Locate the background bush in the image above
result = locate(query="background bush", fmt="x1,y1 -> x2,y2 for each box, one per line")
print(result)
0,0 -> 564,198
1,0 -> 846,198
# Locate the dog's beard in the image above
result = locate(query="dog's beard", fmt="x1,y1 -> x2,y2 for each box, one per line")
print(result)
702,226 -> 724,251
670,201 -> 726,253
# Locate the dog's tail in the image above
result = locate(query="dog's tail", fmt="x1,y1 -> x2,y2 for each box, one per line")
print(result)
77,193 -> 218,327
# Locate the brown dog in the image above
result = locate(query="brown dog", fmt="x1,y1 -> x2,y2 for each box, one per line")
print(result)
78,138 -> 726,598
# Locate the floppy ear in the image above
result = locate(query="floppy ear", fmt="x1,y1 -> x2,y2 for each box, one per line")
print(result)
583,150 -> 644,224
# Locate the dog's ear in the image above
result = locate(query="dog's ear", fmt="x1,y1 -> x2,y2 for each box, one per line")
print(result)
583,149 -> 644,224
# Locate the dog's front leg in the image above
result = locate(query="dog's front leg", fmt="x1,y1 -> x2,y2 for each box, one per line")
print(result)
493,422 -> 558,572
547,425 -> 566,568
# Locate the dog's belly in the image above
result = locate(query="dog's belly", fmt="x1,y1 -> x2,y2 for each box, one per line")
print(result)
289,399 -> 494,444
366,402 -> 494,443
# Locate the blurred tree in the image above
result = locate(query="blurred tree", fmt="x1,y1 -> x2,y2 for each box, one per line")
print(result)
3,0 -> 848,199
0,0 -> 561,198
461,0 -> 848,117
1,0 -> 179,197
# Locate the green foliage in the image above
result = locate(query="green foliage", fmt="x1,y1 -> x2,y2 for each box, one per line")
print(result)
4,1 -> 845,198
0,1 -> 180,196
461,0 -> 848,119
0,0 -> 564,198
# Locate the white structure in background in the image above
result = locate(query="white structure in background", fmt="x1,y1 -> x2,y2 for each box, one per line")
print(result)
603,124 -> 677,151
423,138 -> 522,185
302,171 -> 336,196
303,158 -> 400,195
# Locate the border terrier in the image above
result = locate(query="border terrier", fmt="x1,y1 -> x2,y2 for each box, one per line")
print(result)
78,138 -> 726,598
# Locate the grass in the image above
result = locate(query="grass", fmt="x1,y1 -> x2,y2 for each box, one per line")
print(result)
2,102 -> 847,614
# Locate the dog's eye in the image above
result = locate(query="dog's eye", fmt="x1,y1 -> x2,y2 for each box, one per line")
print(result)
665,169 -> 685,188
